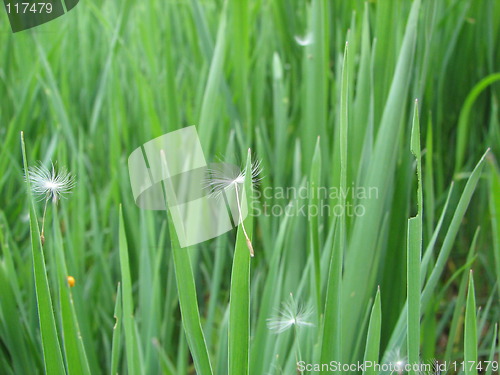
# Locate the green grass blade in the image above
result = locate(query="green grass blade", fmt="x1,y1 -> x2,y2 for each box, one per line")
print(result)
363,288 -> 381,375
489,160 -> 500,300
485,324 -> 498,375
228,0 -> 250,127
228,149 -> 253,375
110,283 -> 122,375
53,210 -> 91,375
454,73 -> 500,173
302,0 -> 329,165
308,137 -> 321,316
118,206 -> 143,375
321,40 -> 348,370
166,212 -> 213,375
342,0 -> 420,357
198,4 -> 227,152
421,150 -> 489,308
464,271 -> 477,375
385,149 -> 489,361
407,101 -> 422,374
20,132 -> 67,375
444,227 -> 480,360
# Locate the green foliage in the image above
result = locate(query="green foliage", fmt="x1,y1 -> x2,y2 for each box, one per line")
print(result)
1,1 -> 499,374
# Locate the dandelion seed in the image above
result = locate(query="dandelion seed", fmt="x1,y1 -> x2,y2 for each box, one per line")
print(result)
205,157 -> 263,257
413,358 -> 440,375
294,32 -> 314,46
27,162 -> 76,203
205,159 -> 263,199
384,349 -> 407,375
25,162 -> 76,244
267,293 -> 314,334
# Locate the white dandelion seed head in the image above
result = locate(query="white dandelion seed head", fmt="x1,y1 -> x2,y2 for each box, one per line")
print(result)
418,358 -> 440,375
384,348 -> 407,374
266,293 -> 314,334
26,162 -> 76,203
204,159 -> 263,199
294,32 -> 314,46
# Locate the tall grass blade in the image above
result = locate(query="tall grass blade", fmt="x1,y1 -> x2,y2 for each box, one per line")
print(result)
20,132 -> 66,375
53,210 -> 91,375
384,149 -> 489,363
489,160 -> 500,299
118,206 -> 143,375
342,0 -> 420,357
166,210 -> 213,375
228,149 -> 253,375
464,271 -> 477,375
485,324 -> 498,375
110,283 -> 122,375
321,41 -> 348,370
363,288 -> 381,375
407,101 -> 422,374
444,227 -> 480,360
309,137 -> 321,315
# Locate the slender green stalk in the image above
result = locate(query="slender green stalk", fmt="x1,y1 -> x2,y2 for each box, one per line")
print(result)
228,149 -> 253,375
321,40 -> 348,370
407,101 -> 422,375
309,138 -> 321,316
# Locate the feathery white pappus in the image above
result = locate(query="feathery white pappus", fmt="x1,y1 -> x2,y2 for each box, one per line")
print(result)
205,157 -> 263,257
26,162 -> 76,203
205,158 -> 263,199
267,293 -> 314,334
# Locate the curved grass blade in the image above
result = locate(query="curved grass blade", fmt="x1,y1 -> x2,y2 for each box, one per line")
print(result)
20,131 -> 66,375
454,73 -> 500,174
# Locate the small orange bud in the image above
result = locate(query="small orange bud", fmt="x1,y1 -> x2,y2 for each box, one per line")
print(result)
67,276 -> 75,287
